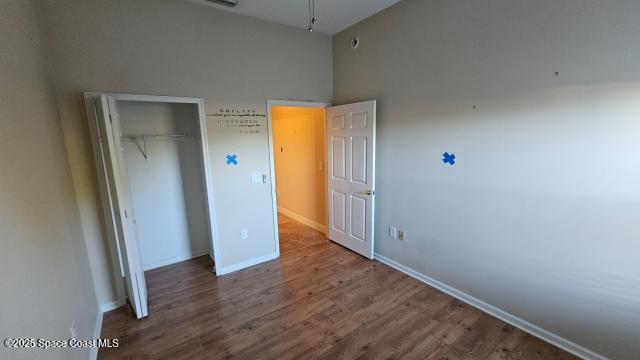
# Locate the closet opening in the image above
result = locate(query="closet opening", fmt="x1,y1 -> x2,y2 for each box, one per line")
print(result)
119,100 -> 211,271
84,93 -> 220,319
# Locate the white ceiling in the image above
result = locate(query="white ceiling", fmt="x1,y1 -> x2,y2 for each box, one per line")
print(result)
186,0 -> 403,35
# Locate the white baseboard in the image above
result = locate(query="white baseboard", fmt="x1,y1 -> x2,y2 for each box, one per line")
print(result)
142,249 -> 211,271
278,207 -> 326,234
373,253 -> 607,360
90,308 -> 104,360
100,299 -> 125,313
216,252 -> 279,276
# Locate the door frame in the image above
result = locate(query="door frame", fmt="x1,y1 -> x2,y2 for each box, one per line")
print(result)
266,99 -> 331,257
83,92 -> 222,310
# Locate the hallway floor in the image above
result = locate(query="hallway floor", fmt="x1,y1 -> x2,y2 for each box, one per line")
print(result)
277,213 -> 328,254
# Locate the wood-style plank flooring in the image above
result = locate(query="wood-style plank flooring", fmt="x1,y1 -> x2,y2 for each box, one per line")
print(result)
278,213 -> 328,255
100,229 -> 577,359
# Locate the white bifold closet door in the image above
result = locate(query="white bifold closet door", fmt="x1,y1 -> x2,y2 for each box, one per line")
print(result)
326,100 -> 376,259
94,95 -> 148,319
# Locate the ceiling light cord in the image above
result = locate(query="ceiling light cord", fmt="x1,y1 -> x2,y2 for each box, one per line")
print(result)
308,0 -> 317,32
312,0 -> 316,24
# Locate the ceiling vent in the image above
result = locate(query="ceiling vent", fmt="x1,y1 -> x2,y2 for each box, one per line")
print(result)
206,0 -> 238,7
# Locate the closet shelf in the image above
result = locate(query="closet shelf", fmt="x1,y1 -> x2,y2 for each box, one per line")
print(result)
122,134 -> 199,161
122,134 -> 198,142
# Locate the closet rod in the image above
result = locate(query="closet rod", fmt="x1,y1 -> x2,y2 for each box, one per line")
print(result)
122,134 -> 198,142
122,134 -> 200,161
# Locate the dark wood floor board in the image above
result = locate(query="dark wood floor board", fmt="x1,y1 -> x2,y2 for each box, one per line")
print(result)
100,220 -> 577,360
452,316 -> 513,358
484,328 -> 529,360
371,319 -> 443,360
328,301 -> 432,360
209,293 -> 336,353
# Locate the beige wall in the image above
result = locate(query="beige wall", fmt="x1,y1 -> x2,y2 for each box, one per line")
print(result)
39,0 -> 332,304
272,107 -> 327,228
0,1 -> 99,359
333,0 -> 640,359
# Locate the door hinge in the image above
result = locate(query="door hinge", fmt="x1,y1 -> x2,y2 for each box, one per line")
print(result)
124,210 -> 128,218
109,114 -> 113,123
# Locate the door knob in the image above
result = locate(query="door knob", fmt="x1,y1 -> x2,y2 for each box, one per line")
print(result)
361,190 -> 375,196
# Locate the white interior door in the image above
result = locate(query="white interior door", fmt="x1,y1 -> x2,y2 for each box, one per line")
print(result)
95,95 -> 148,318
326,100 -> 376,258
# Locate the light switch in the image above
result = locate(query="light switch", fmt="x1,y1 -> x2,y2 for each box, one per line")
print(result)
251,172 -> 263,183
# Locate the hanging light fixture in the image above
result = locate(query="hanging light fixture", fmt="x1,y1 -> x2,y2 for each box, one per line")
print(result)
308,0 -> 317,32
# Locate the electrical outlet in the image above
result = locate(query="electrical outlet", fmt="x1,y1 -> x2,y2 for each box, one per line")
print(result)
70,322 -> 77,340
240,229 -> 248,240
389,226 -> 397,238
397,230 -> 405,241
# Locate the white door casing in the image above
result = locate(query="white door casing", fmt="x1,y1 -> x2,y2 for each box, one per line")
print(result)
326,101 -> 376,259
95,95 -> 148,318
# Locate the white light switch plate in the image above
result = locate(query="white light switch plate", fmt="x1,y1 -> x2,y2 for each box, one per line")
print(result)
251,172 -> 263,183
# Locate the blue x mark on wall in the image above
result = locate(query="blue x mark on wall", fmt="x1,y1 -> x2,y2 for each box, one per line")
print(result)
442,152 -> 456,165
226,154 -> 238,166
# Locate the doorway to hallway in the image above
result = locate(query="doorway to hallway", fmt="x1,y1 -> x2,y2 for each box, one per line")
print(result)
270,104 -> 329,254
267,99 -> 377,260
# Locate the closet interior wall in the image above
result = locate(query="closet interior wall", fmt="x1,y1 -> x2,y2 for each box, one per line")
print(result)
117,100 -> 210,271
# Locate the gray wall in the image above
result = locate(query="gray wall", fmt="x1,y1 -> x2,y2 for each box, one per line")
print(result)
333,0 -> 640,359
39,0 -> 332,305
0,1 -> 99,359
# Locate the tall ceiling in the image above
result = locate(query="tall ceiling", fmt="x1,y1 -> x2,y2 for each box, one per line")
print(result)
186,0 -> 403,35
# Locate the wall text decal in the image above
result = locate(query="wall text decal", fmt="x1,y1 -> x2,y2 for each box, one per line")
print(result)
208,107 -> 266,136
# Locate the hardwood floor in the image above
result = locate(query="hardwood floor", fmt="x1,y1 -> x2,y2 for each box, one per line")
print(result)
100,242 -> 577,360
278,213 -> 328,255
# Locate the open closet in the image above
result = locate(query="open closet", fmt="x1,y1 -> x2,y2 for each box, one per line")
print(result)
120,100 -> 211,270
84,93 -> 219,319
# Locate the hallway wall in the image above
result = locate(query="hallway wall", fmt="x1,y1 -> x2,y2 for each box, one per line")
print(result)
272,106 -> 327,231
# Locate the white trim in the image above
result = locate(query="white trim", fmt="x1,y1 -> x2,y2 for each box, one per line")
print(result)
278,207 -> 326,234
83,94 -> 127,308
90,309 -> 104,360
142,249 -> 211,271
266,99 -> 332,259
196,98 -> 224,277
84,92 -> 203,104
215,252 -> 279,276
99,299 -> 125,313
373,253 -> 608,360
